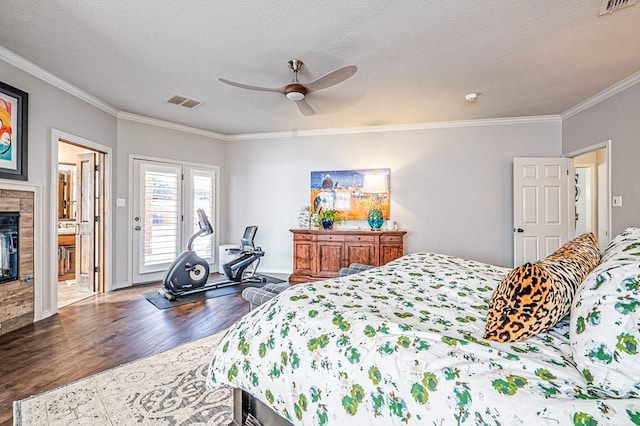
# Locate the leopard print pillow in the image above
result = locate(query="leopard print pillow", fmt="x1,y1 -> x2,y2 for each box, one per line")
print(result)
484,232 -> 601,342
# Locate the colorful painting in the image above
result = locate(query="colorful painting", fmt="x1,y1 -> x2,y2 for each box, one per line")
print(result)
0,82 -> 28,180
310,168 -> 390,220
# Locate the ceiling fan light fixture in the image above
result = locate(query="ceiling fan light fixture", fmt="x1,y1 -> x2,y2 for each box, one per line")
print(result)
286,91 -> 305,101
285,83 -> 307,101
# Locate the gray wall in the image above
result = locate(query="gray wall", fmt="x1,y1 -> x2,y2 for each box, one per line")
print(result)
563,82 -> 640,236
115,119 -> 227,287
0,60 -> 117,314
227,121 -> 561,271
11,49 -> 638,310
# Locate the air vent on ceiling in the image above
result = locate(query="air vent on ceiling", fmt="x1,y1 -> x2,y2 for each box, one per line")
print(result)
599,0 -> 638,15
166,94 -> 204,109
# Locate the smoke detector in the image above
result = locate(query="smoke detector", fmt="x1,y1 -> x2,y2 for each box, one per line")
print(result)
599,0 -> 638,15
465,93 -> 479,102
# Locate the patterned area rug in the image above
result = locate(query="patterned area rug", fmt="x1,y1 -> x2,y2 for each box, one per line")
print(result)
13,331 -> 232,425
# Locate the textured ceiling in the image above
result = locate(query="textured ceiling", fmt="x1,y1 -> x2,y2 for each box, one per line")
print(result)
1,0 -> 639,135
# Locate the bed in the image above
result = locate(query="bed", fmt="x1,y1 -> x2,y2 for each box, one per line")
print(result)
207,227 -> 640,425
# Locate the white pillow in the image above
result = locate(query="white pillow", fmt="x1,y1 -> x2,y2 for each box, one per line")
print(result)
570,227 -> 640,397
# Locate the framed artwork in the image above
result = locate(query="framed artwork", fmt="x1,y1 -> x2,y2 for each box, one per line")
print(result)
0,81 -> 28,181
310,168 -> 390,220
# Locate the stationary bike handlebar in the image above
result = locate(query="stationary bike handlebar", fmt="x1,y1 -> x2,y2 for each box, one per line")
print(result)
187,208 -> 214,250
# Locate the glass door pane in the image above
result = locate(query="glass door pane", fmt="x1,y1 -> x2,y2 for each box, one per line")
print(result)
185,166 -> 215,263
133,160 -> 183,278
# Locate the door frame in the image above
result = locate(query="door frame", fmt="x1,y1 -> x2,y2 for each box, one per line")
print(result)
127,154 -> 220,286
50,129 -> 112,309
564,140 -> 612,246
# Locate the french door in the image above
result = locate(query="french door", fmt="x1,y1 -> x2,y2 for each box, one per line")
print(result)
132,158 -> 217,284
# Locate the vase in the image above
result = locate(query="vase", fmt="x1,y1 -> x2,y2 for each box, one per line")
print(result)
321,219 -> 333,229
297,206 -> 311,228
367,207 -> 384,230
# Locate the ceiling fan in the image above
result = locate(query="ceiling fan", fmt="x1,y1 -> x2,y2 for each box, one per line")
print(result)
219,59 -> 357,116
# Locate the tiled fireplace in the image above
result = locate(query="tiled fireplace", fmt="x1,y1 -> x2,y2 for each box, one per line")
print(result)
0,189 -> 34,336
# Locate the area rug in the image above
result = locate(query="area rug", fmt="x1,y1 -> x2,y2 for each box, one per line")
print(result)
13,331 -> 232,425
143,274 -> 285,309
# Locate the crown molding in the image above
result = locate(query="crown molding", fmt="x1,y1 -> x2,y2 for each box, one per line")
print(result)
0,46 -> 119,117
119,113 -> 559,141
12,46 -> 631,139
117,112 -> 227,140
226,115 -> 562,140
561,70 -> 640,120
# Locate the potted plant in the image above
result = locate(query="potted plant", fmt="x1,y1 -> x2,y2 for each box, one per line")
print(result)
316,209 -> 343,229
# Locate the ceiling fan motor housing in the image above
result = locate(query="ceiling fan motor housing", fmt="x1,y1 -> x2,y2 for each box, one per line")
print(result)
285,83 -> 307,100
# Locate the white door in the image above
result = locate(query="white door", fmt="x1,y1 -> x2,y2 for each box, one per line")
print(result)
75,153 -> 96,292
132,159 -> 216,283
513,158 -> 574,266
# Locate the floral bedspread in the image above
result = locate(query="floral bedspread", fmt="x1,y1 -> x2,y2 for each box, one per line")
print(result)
207,253 -> 640,425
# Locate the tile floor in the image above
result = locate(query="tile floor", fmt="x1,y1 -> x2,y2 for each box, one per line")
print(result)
57,280 -> 96,307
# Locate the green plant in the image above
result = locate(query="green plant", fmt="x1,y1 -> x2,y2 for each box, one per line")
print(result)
314,209 -> 343,228
320,209 -> 343,223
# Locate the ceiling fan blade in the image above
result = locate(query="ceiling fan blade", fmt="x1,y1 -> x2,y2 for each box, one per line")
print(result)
295,98 -> 315,116
219,78 -> 285,93
305,65 -> 357,93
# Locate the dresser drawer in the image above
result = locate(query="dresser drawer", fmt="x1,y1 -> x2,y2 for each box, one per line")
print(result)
294,233 -> 313,241
58,234 -> 75,246
380,235 -> 403,243
345,235 -> 375,243
317,234 -> 345,242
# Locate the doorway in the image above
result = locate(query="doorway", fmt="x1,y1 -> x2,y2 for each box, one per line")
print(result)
130,157 -> 218,284
512,142 -> 611,266
56,138 -> 107,308
566,142 -> 611,248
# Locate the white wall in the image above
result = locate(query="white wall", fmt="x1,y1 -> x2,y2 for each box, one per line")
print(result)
227,120 -> 561,270
563,82 -> 640,236
114,119 -> 227,287
0,60 -> 117,316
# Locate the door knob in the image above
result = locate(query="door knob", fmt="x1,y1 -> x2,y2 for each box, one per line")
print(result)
134,216 -> 140,222
134,225 -> 141,231
516,228 -> 524,233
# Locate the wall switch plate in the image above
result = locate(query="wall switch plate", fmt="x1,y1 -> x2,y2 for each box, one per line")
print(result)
612,196 -> 623,207
116,198 -> 126,207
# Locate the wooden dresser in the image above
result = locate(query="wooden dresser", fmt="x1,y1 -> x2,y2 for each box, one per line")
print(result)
289,229 -> 407,283
57,234 -> 76,281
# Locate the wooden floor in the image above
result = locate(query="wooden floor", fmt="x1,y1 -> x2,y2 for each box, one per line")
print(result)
0,281 -> 250,426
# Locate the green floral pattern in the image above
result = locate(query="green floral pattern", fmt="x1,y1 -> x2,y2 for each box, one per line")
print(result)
208,252 -> 638,424
571,227 -> 640,398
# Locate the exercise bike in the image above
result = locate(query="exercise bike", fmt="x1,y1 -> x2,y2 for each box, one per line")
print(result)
158,208 -> 266,301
